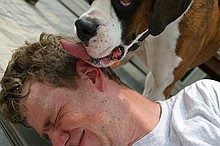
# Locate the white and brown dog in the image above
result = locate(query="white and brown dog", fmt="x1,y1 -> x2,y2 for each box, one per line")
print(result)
63,0 -> 220,101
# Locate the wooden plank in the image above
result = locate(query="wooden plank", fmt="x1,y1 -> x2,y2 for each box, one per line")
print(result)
59,0 -> 89,17
199,56 -> 220,81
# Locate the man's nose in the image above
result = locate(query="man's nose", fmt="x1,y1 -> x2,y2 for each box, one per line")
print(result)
75,18 -> 100,43
48,129 -> 70,146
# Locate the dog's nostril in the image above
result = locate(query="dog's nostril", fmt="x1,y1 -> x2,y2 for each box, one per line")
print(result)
82,27 -> 94,36
75,18 -> 99,42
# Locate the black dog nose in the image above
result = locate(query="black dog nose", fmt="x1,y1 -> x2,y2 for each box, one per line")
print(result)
75,18 -> 100,42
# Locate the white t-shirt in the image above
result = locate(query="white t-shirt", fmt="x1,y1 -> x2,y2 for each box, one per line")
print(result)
133,79 -> 220,146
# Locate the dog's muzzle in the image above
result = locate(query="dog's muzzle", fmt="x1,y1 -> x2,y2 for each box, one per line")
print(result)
73,17 -> 126,67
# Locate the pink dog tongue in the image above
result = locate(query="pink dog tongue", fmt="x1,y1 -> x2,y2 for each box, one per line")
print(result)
60,39 -> 90,59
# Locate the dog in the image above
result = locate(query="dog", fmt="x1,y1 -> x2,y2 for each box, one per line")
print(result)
64,0 -> 220,101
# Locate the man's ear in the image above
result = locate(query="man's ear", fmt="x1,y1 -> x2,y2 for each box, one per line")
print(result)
75,60 -> 105,91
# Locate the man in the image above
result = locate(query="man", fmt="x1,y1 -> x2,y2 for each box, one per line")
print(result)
0,33 -> 220,146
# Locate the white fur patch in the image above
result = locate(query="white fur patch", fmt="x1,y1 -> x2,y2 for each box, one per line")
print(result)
142,16 -> 184,101
142,0 -> 194,101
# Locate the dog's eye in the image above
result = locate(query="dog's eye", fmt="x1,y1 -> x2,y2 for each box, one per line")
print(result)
120,0 -> 132,7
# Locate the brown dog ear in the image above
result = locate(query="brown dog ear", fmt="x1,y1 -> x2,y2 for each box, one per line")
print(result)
149,0 -> 192,36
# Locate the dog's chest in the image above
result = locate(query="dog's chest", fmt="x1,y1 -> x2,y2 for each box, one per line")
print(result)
143,16 -> 183,85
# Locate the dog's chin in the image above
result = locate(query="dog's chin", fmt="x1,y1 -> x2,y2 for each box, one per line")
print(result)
86,45 -> 126,67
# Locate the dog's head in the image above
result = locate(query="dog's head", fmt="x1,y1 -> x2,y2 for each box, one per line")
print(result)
69,0 -> 192,67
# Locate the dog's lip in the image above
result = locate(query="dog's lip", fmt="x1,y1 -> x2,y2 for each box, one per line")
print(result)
61,39 -> 125,66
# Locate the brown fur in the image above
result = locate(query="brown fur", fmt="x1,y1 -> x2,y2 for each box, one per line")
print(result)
164,0 -> 220,98
125,0 -> 155,44
123,0 -> 219,99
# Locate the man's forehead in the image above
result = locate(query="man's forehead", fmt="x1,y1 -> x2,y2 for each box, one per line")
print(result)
21,79 -> 37,97
21,81 -> 54,133
21,79 -> 52,115
21,79 -> 53,100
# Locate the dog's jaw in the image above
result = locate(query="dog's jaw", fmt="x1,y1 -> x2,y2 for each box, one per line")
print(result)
86,45 -> 126,67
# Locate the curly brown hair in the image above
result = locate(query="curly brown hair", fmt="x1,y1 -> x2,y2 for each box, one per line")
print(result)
0,33 -> 121,126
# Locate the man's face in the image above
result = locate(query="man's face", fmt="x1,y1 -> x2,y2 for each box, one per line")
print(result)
21,79 -> 125,146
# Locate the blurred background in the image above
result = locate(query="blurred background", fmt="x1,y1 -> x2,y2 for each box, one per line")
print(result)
0,0 -> 219,145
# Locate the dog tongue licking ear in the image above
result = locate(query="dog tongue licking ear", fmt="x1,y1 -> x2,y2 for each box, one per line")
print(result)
60,39 -> 90,59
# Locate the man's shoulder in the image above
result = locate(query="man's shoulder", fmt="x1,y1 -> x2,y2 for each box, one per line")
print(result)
169,79 -> 220,116
167,79 -> 220,145
190,79 -> 220,91
184,79 -> 220,102
172,79 -> 219,101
